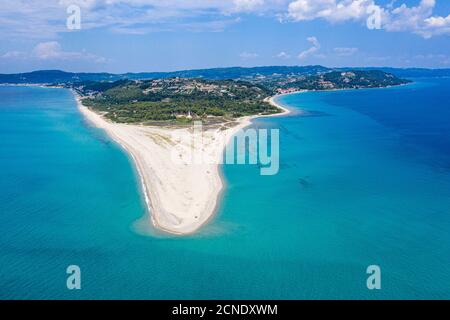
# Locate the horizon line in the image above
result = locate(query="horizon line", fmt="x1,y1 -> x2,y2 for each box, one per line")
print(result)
2,65 -> 450,76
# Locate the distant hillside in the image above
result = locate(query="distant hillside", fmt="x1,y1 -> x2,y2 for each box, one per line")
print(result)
0,70 -> 124,84
0,66 -> 331,84
3,65 -> 447,85
356,67 -> 450,78
271,70 -> 410,92
128,65 -> 331,80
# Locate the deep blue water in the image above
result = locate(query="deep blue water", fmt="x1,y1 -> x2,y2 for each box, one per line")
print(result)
0,79 -> 449,299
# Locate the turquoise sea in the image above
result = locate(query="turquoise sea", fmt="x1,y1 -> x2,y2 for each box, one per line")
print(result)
1,78 -> 450,299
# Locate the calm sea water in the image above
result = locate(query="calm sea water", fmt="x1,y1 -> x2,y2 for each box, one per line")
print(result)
1,79 -> 449,299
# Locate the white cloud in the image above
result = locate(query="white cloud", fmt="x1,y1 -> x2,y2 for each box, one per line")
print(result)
425,14 -> 450,28
288,0 -> 377,23
1,51 -> 27,59
381,0 -> 450,38
33,41 -> 66,60
383,0 -> 434,32
32,41 -> 106,62
232,0 -> 266,12
276,51 -> 291,58
0,0 -> 289,39
240,52 -> 259,59
1,41 -> 106,63
298,36 -> 320,60
0,0 -> 448,41
334,47 -> 358,56
421,13 -> 450,37
287,0 -> 450,38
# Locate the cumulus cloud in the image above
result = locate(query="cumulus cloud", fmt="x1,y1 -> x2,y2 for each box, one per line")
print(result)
33,41 -> 66,59
381,0 -> 450,37
421,13 -> 450,37
287,0 -> 450,38
33,41 -> 107,62
288,0 -> 377,23
298,36 -> 320,60
0,0 -> 448,41
383,0 -> 434,32
0,0 -> 289,39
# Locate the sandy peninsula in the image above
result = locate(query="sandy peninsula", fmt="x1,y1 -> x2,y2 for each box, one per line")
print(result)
75,93 -> 290,235
266,95 -> 292,116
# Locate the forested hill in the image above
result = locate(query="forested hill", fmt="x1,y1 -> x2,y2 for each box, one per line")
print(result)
0,66 -> 414,124
268,70 -> 410,92
79,78 -> 279,123
75,70 -> 409,123
1,66 -> 449,84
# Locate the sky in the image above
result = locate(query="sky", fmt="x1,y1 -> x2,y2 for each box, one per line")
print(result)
0,0 -> 449,73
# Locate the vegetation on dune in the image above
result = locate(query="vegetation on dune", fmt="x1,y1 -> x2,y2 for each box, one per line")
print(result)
72,69 -> 410,124
78,78 -> 279,123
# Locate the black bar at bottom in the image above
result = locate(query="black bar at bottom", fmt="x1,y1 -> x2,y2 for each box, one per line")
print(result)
0,300 -> 447,318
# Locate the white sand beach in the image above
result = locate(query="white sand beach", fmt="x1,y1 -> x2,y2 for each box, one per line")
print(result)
75,93 -> 289,235
266,95 -> 292,116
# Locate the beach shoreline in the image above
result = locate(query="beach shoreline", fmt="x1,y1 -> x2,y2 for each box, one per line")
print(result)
74,91 -> 290,235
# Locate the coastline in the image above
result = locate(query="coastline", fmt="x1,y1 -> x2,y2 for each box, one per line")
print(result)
74,91 -> 289,235
8,82 -> 405,235
265,95 -> 293,117
20,83 -> 405,235
263,83 -> 415,118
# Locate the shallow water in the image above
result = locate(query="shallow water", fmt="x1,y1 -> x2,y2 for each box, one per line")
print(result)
0,79 -> 449,299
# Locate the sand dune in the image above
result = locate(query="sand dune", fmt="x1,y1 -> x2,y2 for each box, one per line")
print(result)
75,93 -> 289,234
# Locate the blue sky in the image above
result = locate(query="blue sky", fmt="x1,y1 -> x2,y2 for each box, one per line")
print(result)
0,0 -> 449,73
